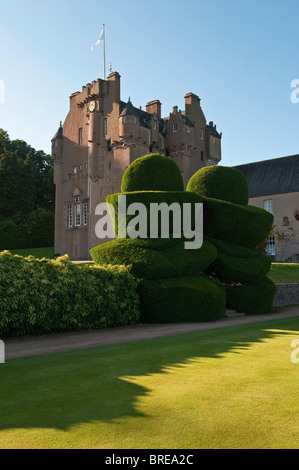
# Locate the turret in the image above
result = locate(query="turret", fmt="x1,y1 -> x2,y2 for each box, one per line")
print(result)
51,122 -> 63,160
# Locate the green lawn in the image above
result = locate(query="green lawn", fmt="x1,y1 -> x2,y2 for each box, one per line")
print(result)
1,316 -> 298,449
267,263 -> 299,284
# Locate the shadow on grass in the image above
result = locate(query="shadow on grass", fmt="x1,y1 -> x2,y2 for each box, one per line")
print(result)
0,317 -> 298,431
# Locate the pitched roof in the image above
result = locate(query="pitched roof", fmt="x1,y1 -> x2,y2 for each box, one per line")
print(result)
52,123 -> 63,141
119,99 -> 166,132
235,154 -> 299,197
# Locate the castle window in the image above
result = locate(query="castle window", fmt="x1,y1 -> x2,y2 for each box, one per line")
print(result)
79,128 -> 83,145
73,166 -> 78,175
55,140 -> 59,147
200,129 -> 204,140
264,200 -> 273,215
68,206 -> 73,228
123,117 -> 127,124
104,119 -> 108,137
75,196 -> 80,203
187,127 -> 190,135
266,236 -> 275,256
75,204 -> 81,227
83,203 -> 88,226
173,123 -> 177,133
153,121 -> 157,131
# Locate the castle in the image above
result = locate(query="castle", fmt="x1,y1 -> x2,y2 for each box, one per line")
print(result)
52,71 -> 222,260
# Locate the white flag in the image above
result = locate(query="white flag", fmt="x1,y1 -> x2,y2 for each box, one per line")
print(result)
91,28 -> 104,51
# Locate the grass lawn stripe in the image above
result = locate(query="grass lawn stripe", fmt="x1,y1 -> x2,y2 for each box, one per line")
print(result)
0,317 -> 298,449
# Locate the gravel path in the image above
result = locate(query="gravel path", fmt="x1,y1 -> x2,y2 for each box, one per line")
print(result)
4,305 -> 299,360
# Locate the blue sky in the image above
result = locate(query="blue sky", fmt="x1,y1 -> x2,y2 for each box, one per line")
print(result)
0,0 -> 299,167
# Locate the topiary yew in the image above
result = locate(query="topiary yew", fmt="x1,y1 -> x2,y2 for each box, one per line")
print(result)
91,153 -> 226,323
121,153 -> 184,193
187,165 -> 249,205
187,166 -> 275,314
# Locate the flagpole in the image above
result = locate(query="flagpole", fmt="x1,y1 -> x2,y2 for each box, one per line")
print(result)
103,24 -> 106,80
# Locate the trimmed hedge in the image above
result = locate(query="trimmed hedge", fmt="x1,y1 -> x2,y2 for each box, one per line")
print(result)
138,274 -> 226,323
187,165 -> 249,205
107,191 -> 203,239
90,238 -> 217,281
205,237 -> 271,284
225,276 -> 276,315
0,251 -> 141,338
201,196 -> 274,248
121,154 -> 184,193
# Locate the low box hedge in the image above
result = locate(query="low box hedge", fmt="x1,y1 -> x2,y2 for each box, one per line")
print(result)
0,251 -> 141,338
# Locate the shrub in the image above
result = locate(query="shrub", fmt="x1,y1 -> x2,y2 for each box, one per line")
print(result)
187,165 -> 249,205
0,219 -> 26,250
90,238 -> 217,280
0,251 -> 140,338
138,274 -> 226,323
106,191 -> 203,238
24,208 -> 54,248
201,197 -> 274,248
225,277 -> 276,315
121,154 -> 184,193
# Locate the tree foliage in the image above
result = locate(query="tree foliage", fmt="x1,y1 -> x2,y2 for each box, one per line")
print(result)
0,129 -> 55,249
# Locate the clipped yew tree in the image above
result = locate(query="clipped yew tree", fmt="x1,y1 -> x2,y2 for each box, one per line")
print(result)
90,154 -> 226,323
187,165 -> 276,314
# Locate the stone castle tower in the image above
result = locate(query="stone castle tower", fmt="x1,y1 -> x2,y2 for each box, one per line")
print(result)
52,71 -> 222,260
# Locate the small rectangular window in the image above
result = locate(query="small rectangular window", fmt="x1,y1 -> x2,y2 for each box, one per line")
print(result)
83,203 -> 88,226
200,129 -> 204,140
153,121 -> 157,131
68,206 -> 73,228
79,128 -> 83,145
201,151 -> 204,161
266,236 -> 275,255
264,200 -> 273,215
75,204 -> 81,227
173,123 -> 177,133
104,119 -> 108,137
73,166 -> 78,175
